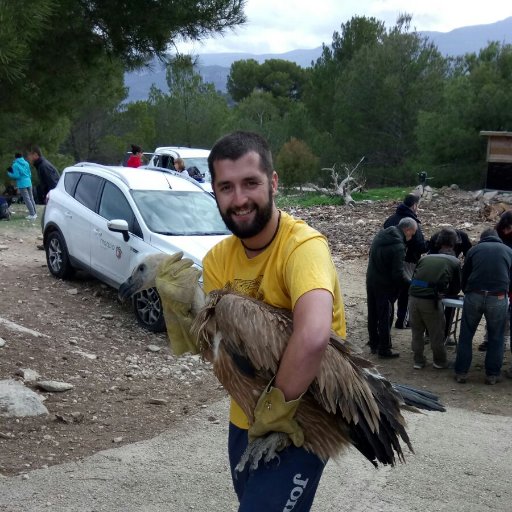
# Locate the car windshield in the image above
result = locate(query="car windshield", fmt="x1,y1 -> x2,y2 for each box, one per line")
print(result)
132,190 -> 229,236
184,157 -> 211,182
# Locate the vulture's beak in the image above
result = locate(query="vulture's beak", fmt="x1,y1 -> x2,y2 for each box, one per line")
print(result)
118,275 -> 141,301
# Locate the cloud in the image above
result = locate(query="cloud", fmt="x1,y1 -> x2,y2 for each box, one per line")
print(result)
176,1 -> 512,55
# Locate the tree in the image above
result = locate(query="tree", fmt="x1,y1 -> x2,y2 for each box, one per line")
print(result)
0,0 -> 246,158
226,58 -> 307,104
61,58 -> 128,162
275,138 -> 318,189
331,15 -> 447,170
227,59 -> 261,102
416,42 -> 512,185
159,55 -> 229,148
303,16 -> 386,133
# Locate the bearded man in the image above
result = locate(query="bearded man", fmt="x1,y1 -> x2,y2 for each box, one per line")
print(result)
203,131 -> 346,511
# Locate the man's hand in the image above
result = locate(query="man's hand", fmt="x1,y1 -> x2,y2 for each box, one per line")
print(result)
248,382 -> 304,447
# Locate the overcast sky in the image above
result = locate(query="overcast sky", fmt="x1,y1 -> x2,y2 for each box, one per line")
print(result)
177,1 -> 511,55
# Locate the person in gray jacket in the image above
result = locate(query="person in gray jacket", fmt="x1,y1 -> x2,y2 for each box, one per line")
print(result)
454,228 -> 512,385
366,217 -> 417,358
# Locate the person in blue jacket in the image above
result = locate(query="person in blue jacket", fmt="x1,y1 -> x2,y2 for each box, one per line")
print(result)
7,153 -> 37,220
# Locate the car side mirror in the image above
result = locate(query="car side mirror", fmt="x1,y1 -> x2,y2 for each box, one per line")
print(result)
108,219 -> 130,242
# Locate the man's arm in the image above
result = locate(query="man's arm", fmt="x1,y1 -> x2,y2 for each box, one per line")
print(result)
274,288 -> 333,401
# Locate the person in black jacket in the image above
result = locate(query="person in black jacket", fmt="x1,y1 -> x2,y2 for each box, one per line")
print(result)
454,228 -> 512,385
366,217 -> 418,358
383,194 -> 427,329
26,146 -> 60,204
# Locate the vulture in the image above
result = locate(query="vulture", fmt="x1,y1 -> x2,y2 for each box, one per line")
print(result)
119,252 -> 445,471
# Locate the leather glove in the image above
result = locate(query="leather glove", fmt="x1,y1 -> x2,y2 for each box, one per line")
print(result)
248,381 -> 304,448
155,254 -> 202,356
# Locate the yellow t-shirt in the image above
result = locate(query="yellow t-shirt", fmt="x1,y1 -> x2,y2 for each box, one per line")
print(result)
203,211 -> 346,428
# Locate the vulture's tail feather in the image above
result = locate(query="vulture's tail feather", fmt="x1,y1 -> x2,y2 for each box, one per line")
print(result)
392,383 -> 446,412
344,371 -> 414,467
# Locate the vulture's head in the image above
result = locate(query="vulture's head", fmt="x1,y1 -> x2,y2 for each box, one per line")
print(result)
119,251 -> 205,356
118,252 -> 174,300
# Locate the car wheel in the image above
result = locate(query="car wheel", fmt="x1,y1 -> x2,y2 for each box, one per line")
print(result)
133,287 -> 166,332
45,230 -> 74,279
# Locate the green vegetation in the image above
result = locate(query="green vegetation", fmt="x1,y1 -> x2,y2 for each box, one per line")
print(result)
351,187 -> 411,202
275,186 -> 409,207
2,7 -> 512,194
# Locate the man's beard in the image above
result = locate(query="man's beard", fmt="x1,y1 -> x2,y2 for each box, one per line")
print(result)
219,189 -> 273,240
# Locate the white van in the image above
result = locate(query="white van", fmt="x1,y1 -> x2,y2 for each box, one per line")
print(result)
147,146 -> 212,193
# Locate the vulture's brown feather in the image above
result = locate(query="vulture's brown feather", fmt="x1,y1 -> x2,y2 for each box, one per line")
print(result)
119,252 -> 444,470
193,289 -> 414,467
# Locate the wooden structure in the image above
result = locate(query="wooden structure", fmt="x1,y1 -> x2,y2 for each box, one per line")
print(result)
480,131 -> 512,190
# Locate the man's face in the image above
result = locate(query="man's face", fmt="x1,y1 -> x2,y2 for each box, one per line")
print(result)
212,151 -> 277,239
405,228 -> 417,241
26,152 -> 37,164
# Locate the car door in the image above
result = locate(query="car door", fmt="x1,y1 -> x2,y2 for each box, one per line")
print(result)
91,180 -> 146,286
67,173 -> 104,270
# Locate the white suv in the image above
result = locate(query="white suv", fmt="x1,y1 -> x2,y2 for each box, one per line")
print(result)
147,146 -> 212,193
42,163 -> 229,331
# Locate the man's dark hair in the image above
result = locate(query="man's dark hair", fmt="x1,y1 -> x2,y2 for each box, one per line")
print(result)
435,227 -> 457,249
14,152 -> 22,159
480,228 -> 498,240
403,194 -> 420,208
496,210 -> 512,234
130,144 -> 142,154
29,145 -> 42,157
208,131 -> 273,182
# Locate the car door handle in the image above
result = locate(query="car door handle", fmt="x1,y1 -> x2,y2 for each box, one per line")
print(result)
93,228 -> 102,236
65,211 -> 72,218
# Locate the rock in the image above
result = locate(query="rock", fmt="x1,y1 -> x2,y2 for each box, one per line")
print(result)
66,288 -> 79,295
15,368 -> 41,382
36,380 -> 74,392
472,190 -> 484,200
483,190 -> 498,202
112,437 -> 123,443
0,338 -> 5,348
0,246 -> 8,251
101,314 -> 114,320
148,398 -> 168,405
0,379 -> 48,417
450,184 -> 459,190
146,345 -> 162,353
72,349 -> 97,360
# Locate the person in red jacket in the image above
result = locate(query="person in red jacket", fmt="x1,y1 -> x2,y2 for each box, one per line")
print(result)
126,145 -> 143,168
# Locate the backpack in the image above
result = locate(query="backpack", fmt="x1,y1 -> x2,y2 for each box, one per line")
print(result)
0,196 -> 10,220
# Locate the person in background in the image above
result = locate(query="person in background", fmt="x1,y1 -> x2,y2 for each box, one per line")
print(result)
428,228 -> 472,259
7,152 -> 37,220
408,227 -> 461,370
186,165 -> 205,182
478,211 -> 512,353
26,146 -> 60,204
383,194 -> 427,329
173,157 -> 188,175
366,217 -> 418,359
126,144 -> 143,168
428,228 -> 472,345
454,228 -> 512,385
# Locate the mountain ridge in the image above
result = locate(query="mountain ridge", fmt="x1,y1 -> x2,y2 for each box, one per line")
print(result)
125,16 -> 512,102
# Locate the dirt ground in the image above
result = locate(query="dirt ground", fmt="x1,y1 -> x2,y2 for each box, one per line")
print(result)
1,188 -> 511,477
